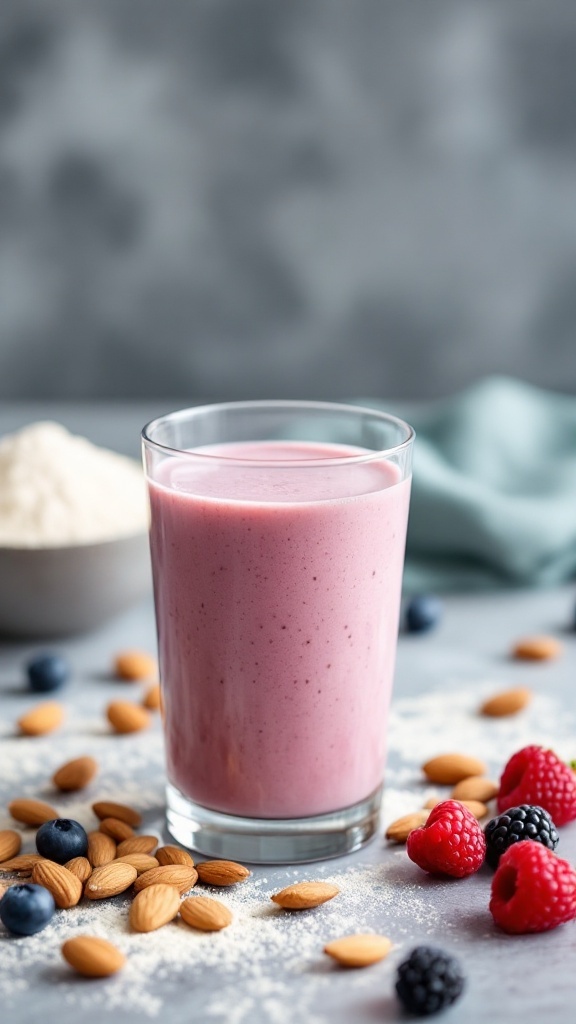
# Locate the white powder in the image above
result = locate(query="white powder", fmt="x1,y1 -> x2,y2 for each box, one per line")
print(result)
0,682 -> 573,1022
0,421 -> 148,546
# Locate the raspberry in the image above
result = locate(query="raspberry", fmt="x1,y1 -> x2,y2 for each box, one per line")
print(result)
406,800 -> 486,878
490,840 -> 576,934
498,745 -> 576,826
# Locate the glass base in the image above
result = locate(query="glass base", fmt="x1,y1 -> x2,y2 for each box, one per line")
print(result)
166,782 -> 383,864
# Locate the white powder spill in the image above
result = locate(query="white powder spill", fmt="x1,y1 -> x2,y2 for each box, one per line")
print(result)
0,680 -> 573,1022
0,421 -> 148,545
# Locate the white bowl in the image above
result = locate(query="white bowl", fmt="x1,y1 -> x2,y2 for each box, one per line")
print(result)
0,532 -> 152,638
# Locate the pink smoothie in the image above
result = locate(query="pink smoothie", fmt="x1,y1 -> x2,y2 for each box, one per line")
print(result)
148,441 -> 410,819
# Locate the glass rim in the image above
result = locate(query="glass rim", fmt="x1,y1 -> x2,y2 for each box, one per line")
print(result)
142,399 -> 415,467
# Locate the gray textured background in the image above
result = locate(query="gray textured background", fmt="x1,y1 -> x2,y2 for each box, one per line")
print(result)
1,0 -> 576,402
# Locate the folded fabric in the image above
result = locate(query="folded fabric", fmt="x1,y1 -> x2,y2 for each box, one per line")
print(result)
362,377 -> 576,592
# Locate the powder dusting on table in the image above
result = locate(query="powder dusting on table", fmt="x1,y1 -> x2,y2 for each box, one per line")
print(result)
0,682 -> 572,1022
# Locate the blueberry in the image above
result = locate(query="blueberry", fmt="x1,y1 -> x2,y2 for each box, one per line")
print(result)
36,819 -> 88,864
26,653 -> 70,693
0,883 -> 55,936
405,594 -> 443,633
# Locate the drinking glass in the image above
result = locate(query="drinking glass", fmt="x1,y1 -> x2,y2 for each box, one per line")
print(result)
142,400 -> 414,863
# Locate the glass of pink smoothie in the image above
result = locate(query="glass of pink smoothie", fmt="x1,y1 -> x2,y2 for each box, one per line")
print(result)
142,401 -> 413,863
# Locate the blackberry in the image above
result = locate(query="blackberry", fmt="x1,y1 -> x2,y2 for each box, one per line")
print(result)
395,946 -> 465,1016
484,804 -> 559,868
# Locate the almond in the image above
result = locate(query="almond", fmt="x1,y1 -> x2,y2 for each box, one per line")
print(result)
451,777 -> 499,803
180,895 -> 233,931
62,936 -> 126,978
455,799 -> 489,819
84,862 -> 137,899
512,636 -> 562,661
64,857 -> 93,883
324,934 -> 393,968
52,755 -> 98,792
195,860 -> 250,887
115,854 -> 159,874
116,835 -> 158,856
143,683 -> 162,711
480,687 -> 532,717
129,883 -> 180,932
0,830 -> 22,862
18,701 -> 64,736
385,811 -> 429,844
133,864 -> 197,895
99,817 -> 135,842
107,701 -> 151,734
91,801 -> 142,827
0,853 -> 45,873
87,831 -> 117,867
156,845 -> 194,868
8,798 -> 59,826
32,859 -> 82,908
114,650 -> 158,681
271,881 -> 340,910
422,753 -> 487,785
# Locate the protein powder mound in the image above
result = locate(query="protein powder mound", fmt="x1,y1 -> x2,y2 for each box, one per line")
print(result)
0,422 -> 148,546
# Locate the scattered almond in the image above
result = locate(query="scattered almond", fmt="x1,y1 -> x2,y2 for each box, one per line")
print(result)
116,835 -> 158,857
62,936 -> 126,978
0,830 -> 22,862
114,650 -> 158,682
115,854 -> 159,874
17,701 -> 64,736
324,934 -> 393,968
156,845 -> 195,868
0,853 -> 45,874
451,777 -> 499,803
84,862 -> 137,900
455,799 -> 489,819
87,831 -> 117,868
480,687 -> 532,717
142,683 -> 161,711
180,895 -> 233,932
32,860 -> 82,909
385,811 -> 429,844
64,857 -> 93,883
422,753 -> 487,785
52,755 -> 98,792
133,864 -> 198,895
99,817 -> 135,842
271,881 -> 340,910
512,636 -> 562,661
8,798 -> 59,826
423,797 -> 441,810
195,860 -> 250,887
92,800 -> 142,827
129,883 -> 180,932
106,701 -> 151,734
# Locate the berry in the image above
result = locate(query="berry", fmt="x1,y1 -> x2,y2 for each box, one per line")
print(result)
407,800 -> 486,878
497,745 -> 576,826
396,946 -> 465,1016
490,840 -> 576,934
405,595 -> 442,634
484,804 -> 559,868
26,653 -> 70,693
36,819 -> 88,864
0,883 -> 55,936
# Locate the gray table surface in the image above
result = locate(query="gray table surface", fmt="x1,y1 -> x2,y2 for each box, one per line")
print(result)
1,404 -> 575,1023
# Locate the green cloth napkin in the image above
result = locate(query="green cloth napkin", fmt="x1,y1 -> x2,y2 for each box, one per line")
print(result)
364,377 -> 576,592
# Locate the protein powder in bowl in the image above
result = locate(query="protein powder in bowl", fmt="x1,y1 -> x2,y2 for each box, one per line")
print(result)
0,422 -> 151,638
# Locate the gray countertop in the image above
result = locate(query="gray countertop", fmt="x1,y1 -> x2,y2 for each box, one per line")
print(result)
1,405 -> 575,1023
